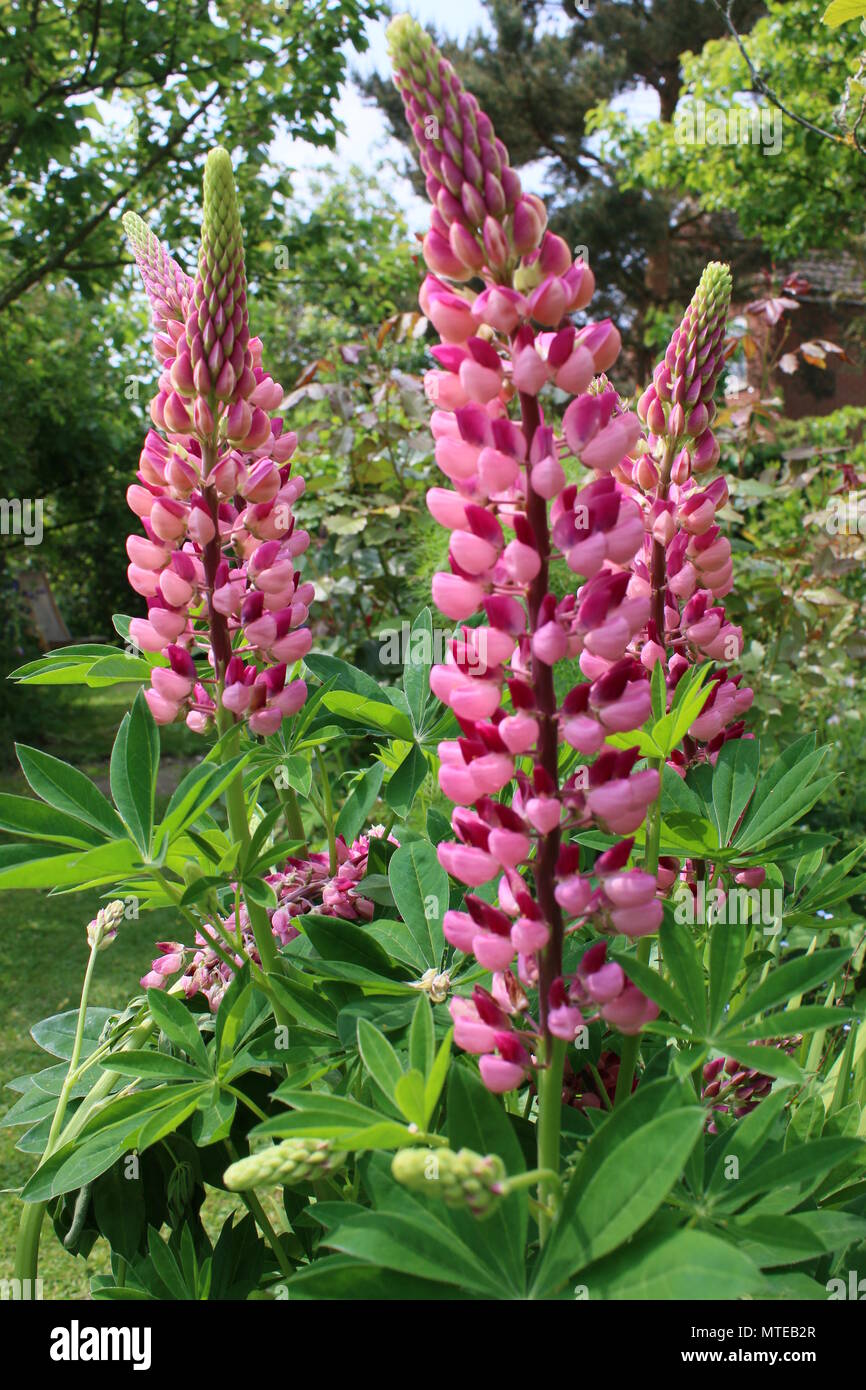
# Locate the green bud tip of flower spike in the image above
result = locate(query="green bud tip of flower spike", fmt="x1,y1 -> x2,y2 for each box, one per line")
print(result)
391,1146 -> 507,1220
386,12 -> 525,250
223,1138 -> 347,1191
186,146 -> 252,404
682,261 -> 732,342
386,14 -> 436,77
121,210 -> 191,320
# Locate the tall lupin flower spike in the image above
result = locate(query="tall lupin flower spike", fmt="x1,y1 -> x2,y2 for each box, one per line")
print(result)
122,148 -> 311,737
387,17 -> 661,1109
623,263 -> 753,768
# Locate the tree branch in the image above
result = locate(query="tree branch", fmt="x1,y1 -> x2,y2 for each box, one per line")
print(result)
711,0 -> 856,151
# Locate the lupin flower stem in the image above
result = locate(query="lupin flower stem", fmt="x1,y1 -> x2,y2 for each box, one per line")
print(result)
518,381 -> 565,1027
215,703 -> 279,975
614,802 -> 662,1105
517,380 -> 569,1226
315,748 -> 338,875
223,1140 -> 295,1278
649,437 -> 677,643
15,903 -> 133,1285
536,1035 -> 567,1244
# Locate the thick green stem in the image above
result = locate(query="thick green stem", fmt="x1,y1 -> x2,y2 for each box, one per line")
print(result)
216,711 -> 279,974
503,1167 -> 561,1197
536,1036 -> 567,1245
315,748 -> 337,874
15,1011 -> 156,1288
277,784 -> 307,854
615,767 -> 663,1105
224,1141 -> 293,1279
14,935 -> 101,1288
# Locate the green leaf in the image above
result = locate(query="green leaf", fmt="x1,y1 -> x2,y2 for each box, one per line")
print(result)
730,1006 -> 856,1041
105,1051 -> 207,1081
610,941 -> 691,1025
0,839 -> 139,891
384,744 -> 428,819
734,744 -> 830,852
426,808 -> 452,845
364,919 -> 429,972
712,1137 -> 864,1214
660,917 -> 706,1029
322,1208 -> 501,1297
408,995 -> 435,1078
532,1082 -> 702,1297
706,1085 -> 793,1195
16,744 -> 126,840
215,968 -> 258,1062
335,763 -> 385,843
305,653 -> 398,704
731,1210 -> 866,1267
726,947 -> 850,1026
156,755 -> 251,848
109,691 -> 158,854
299,914 -> 398,976
402,607 -> 433,732
288,1253 -> 451,1301
31,1007 -> 116,1061
92,1163 -> 146,1263
253,1091 -> 408,1147
0,794 -> 106,848
145,989 -> 210,1072
322,691 -> 413,741
266,970 -> 338,1035
661,763 -> 706,818
393,1069 -> 427,1128
446,1064 -> 527,1295
21,1089 -> 203,1202
388,840 -> 448,968
9,644 -> 124,676
584,1228 -> 764,1300
357,1018 -> 403,1103
822,0 -> 866,28
711,737 -> 760,847
649,663 -> 713,756
423,1028 -> 453,1124
241,875 -> 277,910
716,1040 -> 803,1082
708,919 -> 747,1032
